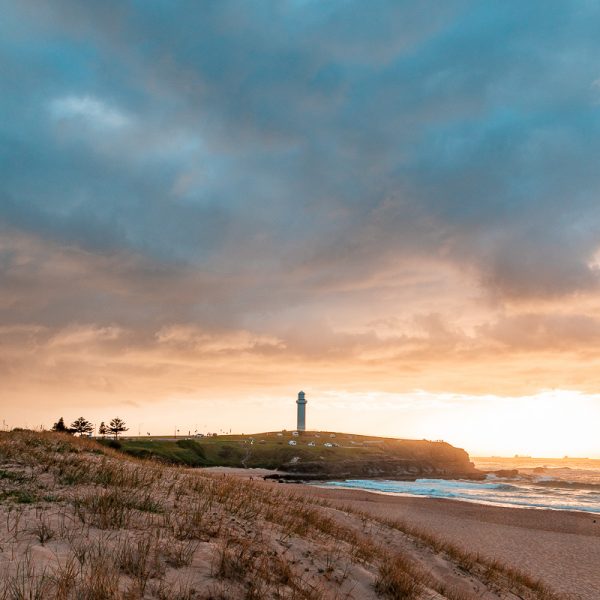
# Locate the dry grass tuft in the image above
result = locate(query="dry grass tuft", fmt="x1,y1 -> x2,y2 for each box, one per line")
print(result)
374,557 -> 422,599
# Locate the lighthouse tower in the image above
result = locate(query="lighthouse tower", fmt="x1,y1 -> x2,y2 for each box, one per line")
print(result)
296,391 -> 307,431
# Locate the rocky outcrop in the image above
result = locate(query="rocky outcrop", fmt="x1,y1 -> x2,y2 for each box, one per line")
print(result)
486,469 -> 519,478
267,440 -> 484,482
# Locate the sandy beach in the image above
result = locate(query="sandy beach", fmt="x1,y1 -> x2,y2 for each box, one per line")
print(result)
283,482 -> 600,600
204,466 -> 600,597
198,466 -> 279,479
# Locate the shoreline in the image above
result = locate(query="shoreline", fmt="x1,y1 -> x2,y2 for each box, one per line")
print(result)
292,482 -> 600,529
200,467 -> 600,596
285,481 -> 600,599
205,466 -> 600,515
308,481 -> 600,515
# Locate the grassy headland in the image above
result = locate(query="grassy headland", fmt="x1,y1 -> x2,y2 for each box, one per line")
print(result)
101,431 -> 483,480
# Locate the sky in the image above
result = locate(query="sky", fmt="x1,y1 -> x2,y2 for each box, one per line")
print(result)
2,1 -> 600,457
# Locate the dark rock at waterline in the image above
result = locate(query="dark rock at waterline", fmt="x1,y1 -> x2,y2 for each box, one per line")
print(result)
487,469 -> 519,478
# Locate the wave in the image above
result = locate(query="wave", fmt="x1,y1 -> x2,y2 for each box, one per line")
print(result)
320,477 -> 600,514
486,472 -> 600,492
533,479 -> 600,491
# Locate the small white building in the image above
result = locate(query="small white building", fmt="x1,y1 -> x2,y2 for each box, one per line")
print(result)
324,442 -> 333,447
292,431 -> 299,436
307,441 -> 315,447
288,440 -> 297,446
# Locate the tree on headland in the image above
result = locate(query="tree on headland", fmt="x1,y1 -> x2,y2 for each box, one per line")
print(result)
108,418 -> 128,439
71,417 -> 93,437
51,417 -> 70,433
98,421 -> 107,438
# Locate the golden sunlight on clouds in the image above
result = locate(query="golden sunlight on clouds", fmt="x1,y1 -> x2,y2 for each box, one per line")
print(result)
2,305 -> 600,457
2,228 -> 600,460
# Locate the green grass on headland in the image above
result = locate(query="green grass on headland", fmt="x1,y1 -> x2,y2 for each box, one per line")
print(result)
99,430 -> 472,471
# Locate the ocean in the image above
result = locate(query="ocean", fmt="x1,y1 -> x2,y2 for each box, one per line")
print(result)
320,457 -> 600,514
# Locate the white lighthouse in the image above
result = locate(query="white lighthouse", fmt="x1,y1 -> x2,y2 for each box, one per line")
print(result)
296,391 -> 307,431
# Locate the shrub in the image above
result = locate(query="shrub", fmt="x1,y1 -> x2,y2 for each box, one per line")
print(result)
176,439 -> 206,459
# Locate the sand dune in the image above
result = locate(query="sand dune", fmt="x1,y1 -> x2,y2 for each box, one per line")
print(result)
287,485 -> 600,600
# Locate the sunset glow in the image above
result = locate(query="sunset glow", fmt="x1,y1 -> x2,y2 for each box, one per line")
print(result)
3,2 -> 600,458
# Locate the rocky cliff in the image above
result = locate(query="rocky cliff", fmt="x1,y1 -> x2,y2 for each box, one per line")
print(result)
268,439 -> 484,481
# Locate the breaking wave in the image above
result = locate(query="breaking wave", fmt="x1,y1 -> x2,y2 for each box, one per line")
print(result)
321,476 -> 600,513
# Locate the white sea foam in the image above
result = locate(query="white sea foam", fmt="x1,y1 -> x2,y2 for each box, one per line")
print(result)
320,477 -> 600,513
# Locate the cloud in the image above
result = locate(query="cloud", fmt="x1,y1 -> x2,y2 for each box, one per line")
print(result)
478,313 -> 600,352
4,1 -> 600,300
49,95 -> 130,128
48,325 -> 124,347
3,0 -> 600,427
155,325 -> 285,354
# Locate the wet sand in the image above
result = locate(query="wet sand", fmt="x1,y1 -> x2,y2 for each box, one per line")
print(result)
199,466 -> 280,479
287,483 -> 600,600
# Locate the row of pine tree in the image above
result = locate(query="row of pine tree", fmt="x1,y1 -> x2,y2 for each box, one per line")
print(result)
51,416 -> 128,439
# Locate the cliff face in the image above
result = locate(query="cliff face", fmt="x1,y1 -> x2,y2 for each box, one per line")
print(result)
272,440 -> 483,481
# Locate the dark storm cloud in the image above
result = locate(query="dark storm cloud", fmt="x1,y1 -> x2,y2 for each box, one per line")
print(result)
2,0 -> 600,335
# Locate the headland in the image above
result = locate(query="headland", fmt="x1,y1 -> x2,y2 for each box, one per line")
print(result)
105,430 -> 484,481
